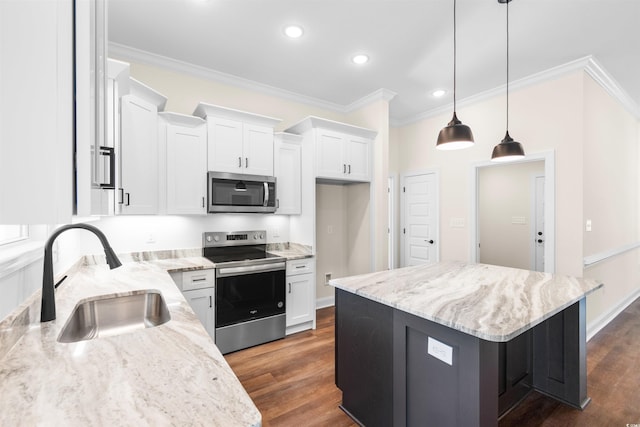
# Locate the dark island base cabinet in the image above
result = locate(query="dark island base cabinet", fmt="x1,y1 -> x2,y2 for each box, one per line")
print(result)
335,288 -> 394,427
335,289 -> 589,427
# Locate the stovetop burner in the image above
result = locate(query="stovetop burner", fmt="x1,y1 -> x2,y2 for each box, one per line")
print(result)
202,230 -> 284,268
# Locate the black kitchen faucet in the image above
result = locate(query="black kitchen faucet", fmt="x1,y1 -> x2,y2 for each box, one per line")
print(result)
40,223 -> 121,322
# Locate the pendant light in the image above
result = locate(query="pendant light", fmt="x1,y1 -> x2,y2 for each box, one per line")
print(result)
436,0 -> 474,150
491,0 -> 525,162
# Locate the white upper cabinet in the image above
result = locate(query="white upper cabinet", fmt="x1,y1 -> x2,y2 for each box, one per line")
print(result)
118,80 -> 167,215
274,132 -> 302,215
158,113 -> 207,215
206,117 -> 244,173
0,0 -> 74,224
193,102 -> 281,177
243,124 -> 276,176
286,116 -> 377,184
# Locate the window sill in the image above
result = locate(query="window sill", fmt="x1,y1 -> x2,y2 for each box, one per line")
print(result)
0,241 -> 44,280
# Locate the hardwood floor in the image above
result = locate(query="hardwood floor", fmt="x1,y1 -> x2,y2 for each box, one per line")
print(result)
225,300 -> 640,426
225,308 -> 357,427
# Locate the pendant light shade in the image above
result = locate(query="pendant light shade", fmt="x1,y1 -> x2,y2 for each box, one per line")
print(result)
436,113 -> 475,150
491,131 -> 525,162
436,0 -> 474,150
491,0 -> 525,162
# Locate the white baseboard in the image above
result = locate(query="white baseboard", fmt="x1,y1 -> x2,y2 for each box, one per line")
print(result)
316,295 -> 335,309
586,288 -> 640,341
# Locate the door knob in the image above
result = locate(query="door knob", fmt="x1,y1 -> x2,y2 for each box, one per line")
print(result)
537,231 -> 543,236
425,239 -> 434,244
537,239 -> 544,243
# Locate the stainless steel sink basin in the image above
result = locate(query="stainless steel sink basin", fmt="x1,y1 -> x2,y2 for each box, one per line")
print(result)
58,290 -> 171,343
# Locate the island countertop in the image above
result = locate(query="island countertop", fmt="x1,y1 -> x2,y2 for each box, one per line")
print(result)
329,261 -> 603,342
0,257 -> 261,427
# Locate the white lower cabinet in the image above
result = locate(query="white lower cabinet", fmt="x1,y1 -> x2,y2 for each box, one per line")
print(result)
170,269 -> 215,340
183,288 -> 215,340
285,258 -> 316,335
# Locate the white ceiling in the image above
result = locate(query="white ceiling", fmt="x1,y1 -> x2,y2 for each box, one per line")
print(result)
108,0 -> 640,123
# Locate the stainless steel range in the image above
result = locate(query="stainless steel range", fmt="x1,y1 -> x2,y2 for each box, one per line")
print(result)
203,230 -> 286,354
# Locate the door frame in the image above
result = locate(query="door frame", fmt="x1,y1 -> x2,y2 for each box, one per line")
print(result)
400,169 -> 440,267
530,173 -> 545,271
388,174 -> 397,270
470,150 -> 555,273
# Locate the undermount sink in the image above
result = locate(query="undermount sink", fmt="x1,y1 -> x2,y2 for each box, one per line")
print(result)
57,290 -> 171,343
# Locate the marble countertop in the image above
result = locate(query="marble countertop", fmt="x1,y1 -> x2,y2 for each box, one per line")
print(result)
266,242 -> 313,261
0,256 -> 261,427
330,261 -> 603,342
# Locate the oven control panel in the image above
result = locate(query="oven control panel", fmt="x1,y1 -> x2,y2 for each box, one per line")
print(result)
203,230 -> 267,247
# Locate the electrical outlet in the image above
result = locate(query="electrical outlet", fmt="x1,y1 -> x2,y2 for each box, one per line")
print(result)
325,272 -> 332,286
146,233 -> 156,244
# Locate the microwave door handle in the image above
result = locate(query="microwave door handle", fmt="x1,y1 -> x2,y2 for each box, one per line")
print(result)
263,182 -> 269,207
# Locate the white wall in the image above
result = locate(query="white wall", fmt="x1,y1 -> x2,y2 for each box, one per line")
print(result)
581,75 -> 640,328
315,184 -> 348,300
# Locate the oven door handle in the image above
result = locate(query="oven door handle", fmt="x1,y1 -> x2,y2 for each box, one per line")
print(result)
217,262 -> 286,277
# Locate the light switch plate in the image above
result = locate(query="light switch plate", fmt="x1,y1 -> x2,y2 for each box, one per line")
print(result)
586,219 -> 592,232
428,337 -> 453,366
449,217 -> 465,228
511,216 -> 526,225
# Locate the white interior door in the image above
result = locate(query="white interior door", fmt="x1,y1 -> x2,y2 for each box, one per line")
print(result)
402,173 -> 438,267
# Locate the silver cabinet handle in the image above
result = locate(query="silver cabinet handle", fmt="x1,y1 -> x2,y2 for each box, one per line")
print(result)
348,164 -> 351,174
238,157 -> 242,167
288,283 -> 292,293
209,296 -> 212,308
343,164 -> 346,173
245,157 -> 249,168
125,193 -> 130,206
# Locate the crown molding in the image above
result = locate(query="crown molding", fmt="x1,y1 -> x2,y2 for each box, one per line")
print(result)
584,56 -> 640,119
346,88 -> 398,112
394,56 -> 640,127
109,42 -> 393,116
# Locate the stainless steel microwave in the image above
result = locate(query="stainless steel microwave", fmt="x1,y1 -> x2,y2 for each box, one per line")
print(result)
207,172 -> 277,213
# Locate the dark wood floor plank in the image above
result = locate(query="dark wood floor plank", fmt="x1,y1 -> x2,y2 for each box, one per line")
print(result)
226,299 -> 640,426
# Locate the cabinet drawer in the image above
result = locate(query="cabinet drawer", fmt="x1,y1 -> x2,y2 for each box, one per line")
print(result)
286,258 -> 314,276
181,269 -> 215,291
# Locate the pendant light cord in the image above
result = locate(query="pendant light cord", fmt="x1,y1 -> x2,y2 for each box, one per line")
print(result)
506,0 -> 509,131
453,0 -> 457,113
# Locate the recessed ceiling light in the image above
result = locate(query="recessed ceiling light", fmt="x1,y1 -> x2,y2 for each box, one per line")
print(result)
352,54 -> 369,65
432,89 -> 447,98
284,25 -> 304,39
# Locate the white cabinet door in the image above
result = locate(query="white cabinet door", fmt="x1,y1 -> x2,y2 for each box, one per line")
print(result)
344,136 -> 371,182
120,94 -> 158,214
243,124 -> 274,176
0,0 -> 73,224
207,117 -> 243,173
183,287 -> 215,340
286,273 -> 314,328
316,130 -> 345,179
274,138 -> 301,215
166,123 -> 207,214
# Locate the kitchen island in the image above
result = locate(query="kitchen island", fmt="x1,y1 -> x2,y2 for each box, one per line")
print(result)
330,261 -> 603,427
